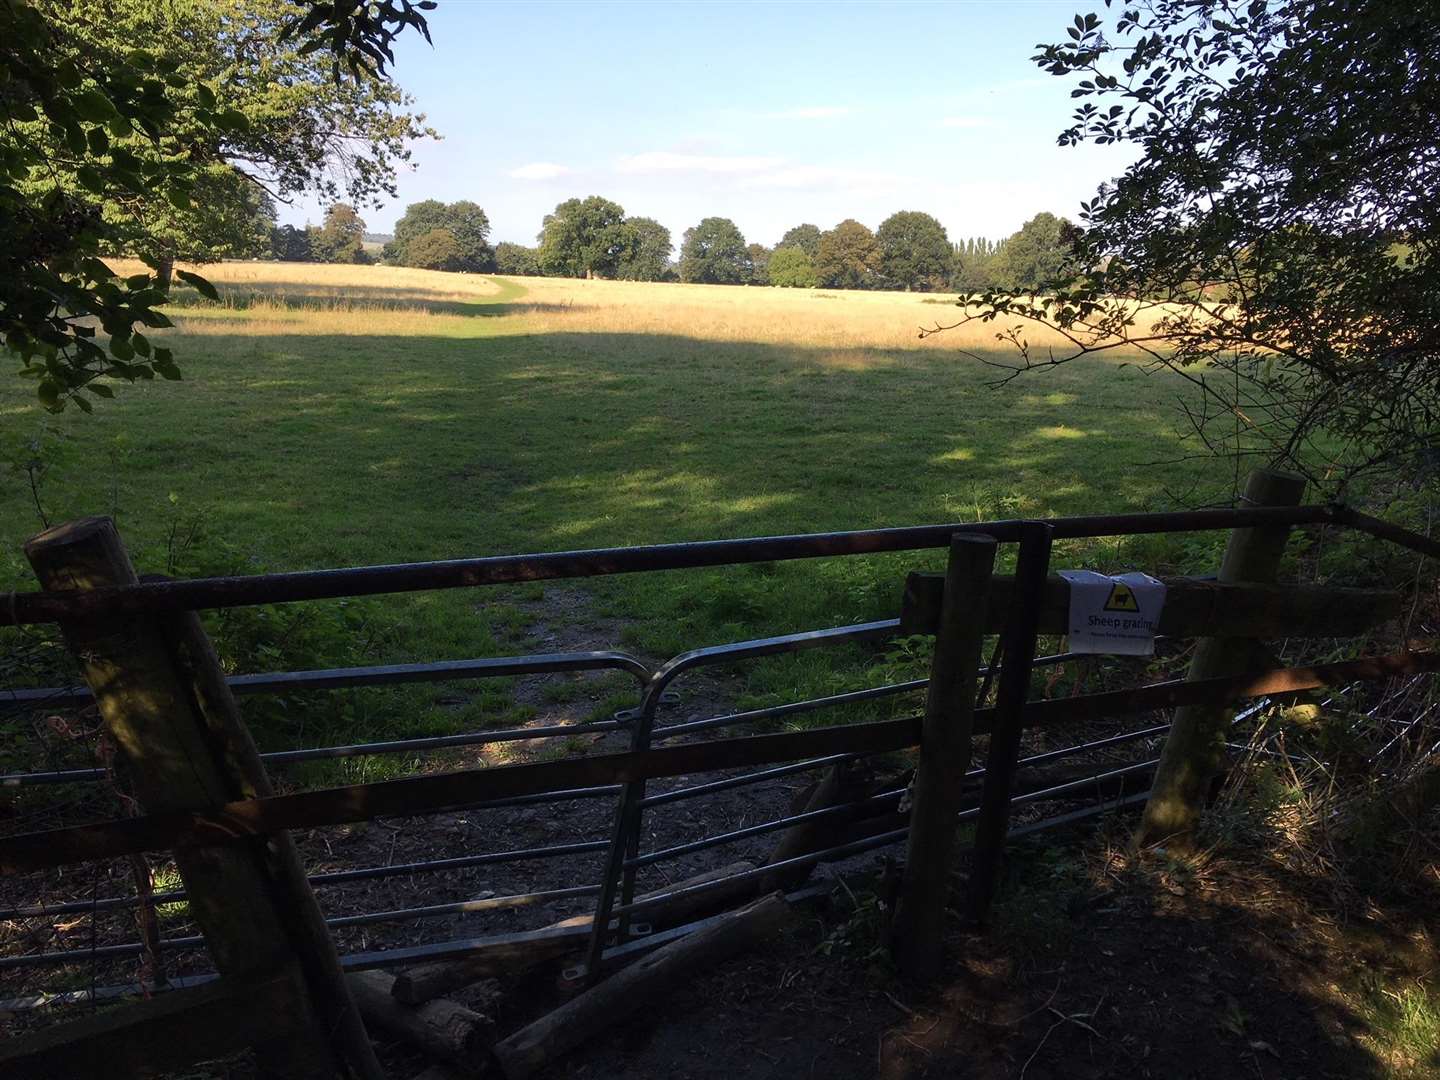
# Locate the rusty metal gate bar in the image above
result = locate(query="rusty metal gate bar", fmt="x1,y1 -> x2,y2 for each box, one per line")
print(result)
579,620 -> 900,982
0,505 -> 1341,627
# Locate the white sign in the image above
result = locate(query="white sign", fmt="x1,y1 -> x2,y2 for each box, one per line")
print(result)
1057,570 -> 1167,656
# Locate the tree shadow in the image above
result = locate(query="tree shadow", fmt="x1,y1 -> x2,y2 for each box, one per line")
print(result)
0,323 -> 1217,646
166,284 -> 572,319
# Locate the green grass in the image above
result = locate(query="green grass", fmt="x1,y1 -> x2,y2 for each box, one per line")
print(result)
1355,976 -> 1440,1077
0,266 -> 1225,764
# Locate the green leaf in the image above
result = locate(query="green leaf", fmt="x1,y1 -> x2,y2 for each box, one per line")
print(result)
88,383 -> 115,398
218,108 -> 251,132
63,122 -> 87,155
176,270 -> 219,301
196,83 -> 217,109
80,257 -> 116,282
73,88 -> 119,122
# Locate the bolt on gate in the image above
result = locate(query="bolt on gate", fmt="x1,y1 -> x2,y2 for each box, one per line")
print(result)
1,469 -> 1437,1077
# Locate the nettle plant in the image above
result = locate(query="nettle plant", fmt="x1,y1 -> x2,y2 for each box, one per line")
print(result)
925,1 -> 1440,495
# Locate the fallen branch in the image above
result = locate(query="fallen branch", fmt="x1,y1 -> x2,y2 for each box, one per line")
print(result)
347,971 -> 493,1071
391,861 -> 756,1005
491,892 -> 795,1080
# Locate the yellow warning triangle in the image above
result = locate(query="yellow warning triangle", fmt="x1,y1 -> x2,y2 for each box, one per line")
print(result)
1103,583 -> 1140,613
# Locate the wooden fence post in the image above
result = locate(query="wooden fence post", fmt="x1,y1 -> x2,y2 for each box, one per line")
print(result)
890,534 -> 996,980
966,521 -> 1054,924
25,517 -> 383,1080
1137,469 -> 1307,848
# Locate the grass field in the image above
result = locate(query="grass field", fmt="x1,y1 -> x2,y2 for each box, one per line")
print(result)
1,263 -> 1226,767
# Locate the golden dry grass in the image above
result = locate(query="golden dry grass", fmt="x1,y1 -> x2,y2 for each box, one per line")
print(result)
128,260 -> 1151,364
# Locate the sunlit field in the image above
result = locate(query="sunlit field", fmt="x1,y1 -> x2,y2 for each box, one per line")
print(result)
0,262 -> 1219,767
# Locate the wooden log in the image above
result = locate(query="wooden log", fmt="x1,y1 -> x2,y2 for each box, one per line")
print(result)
900,572 -> 1400,639
11,647 -> 1440,873
391,861 -> 756,1004
24,517 -> 381,1080
0,970 -> 304,1080
491,892 -> 795,1080
758,763 -> 862,891
348,971 -> 494,1070
1138,469 -> 1308,849
890,535 -> 995,980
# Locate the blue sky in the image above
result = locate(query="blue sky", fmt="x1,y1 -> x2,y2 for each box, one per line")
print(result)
281,1 -> 1136,247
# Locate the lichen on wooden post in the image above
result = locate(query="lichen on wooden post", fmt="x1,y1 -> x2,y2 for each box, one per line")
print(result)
1137,469 -> 1307,849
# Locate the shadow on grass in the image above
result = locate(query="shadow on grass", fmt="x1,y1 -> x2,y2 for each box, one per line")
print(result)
166,272 -> 570,319
8,323 -> 1224,643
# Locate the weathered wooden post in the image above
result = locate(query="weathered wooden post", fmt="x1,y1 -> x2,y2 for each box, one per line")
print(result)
966,521 -> 1054,923
890,534 -> 996,980
25,517 -> 383,1080
1137,468 -> 1307,848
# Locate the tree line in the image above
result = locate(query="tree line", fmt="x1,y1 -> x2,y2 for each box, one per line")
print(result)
278,194 -> 1075,294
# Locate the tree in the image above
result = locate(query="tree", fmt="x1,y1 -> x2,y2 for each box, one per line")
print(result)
933,1 -> 1440,487
537,196 -> 635,278
815,219 -> 881,290
769,247 -> 820,288
617,217 -> 673,281
311,203 -> 367,264
679,217 -> 751,284
876,211 -> 951,291
405,227 -> 465,271
494,242 -> 540,276
949,237 -> 1006,292
779,224 -> 822,258
386,199 -> 446,261
992,212 -> 1075,291
35,0 -> 434,286
387,200 -> 492,270
3,0 -> 433,411
385,203 -> 492,270
270,223 -> 314,262
746,244 -> 772,286
441,200 -> 494,271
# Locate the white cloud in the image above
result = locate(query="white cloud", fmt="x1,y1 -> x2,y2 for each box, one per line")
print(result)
941,116 -> 994,129
740,165 -> 906,191
615,151 -> 784,175
509,162 -> 570,180
767,106 -> 850,120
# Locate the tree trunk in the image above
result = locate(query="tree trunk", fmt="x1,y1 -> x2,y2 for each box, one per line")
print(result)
155,255 -> 175,292
1137,468 -> 1306,849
